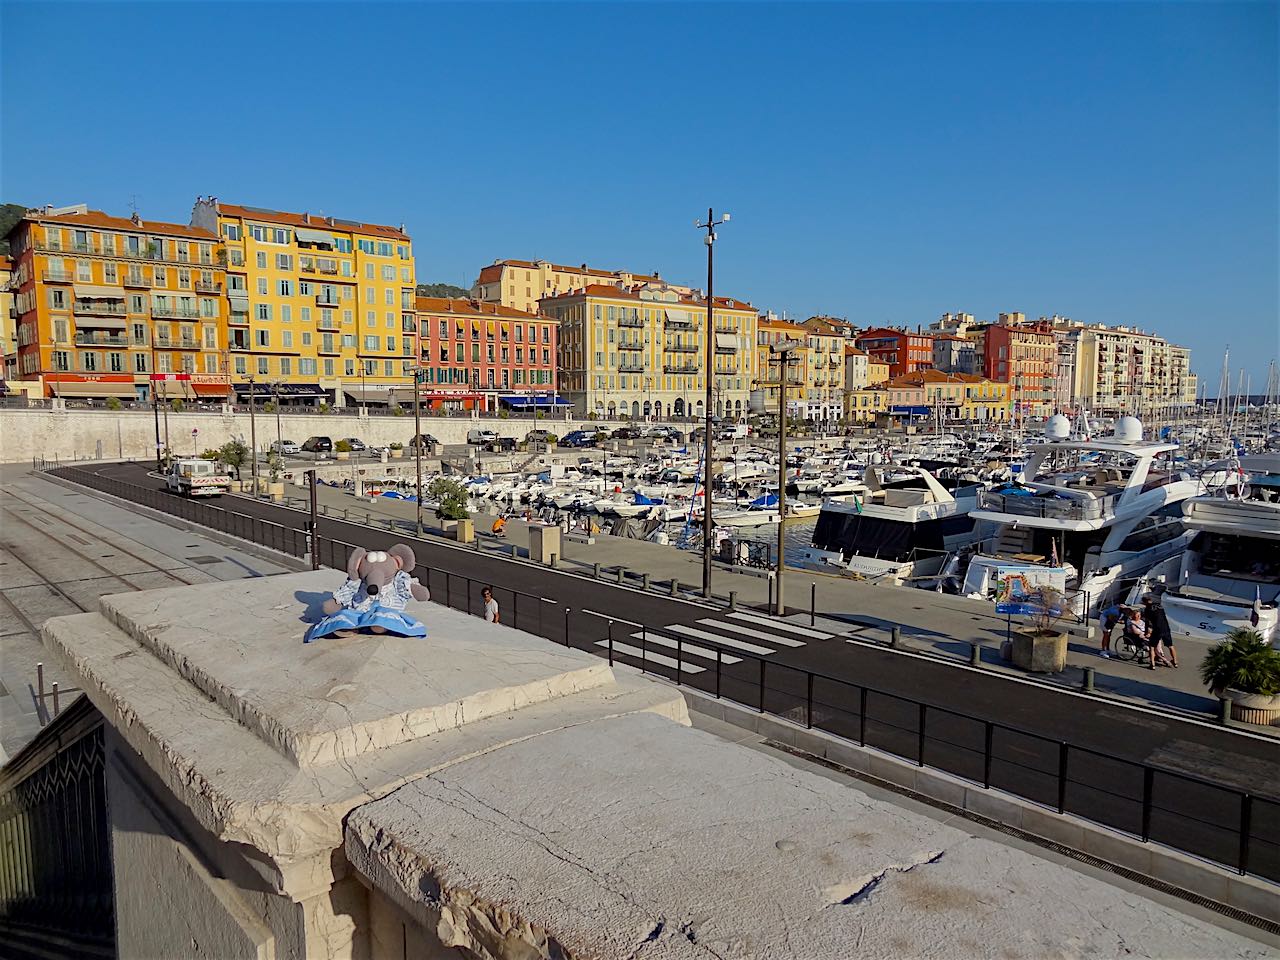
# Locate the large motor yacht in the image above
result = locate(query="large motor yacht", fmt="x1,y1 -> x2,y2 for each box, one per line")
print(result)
1128,454 -> 1280,644
959,415 -> 1201,614
799,465 -> 987,584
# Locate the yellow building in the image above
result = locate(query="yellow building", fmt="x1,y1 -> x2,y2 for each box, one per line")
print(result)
754,317 -> 808,418
6,205 -> 228,401
888,370 -> 1010,422
540,282 -> 756,419
867,359 -> 890,386
800,318 -> 845,422
847,385 -> 890,422
1,254 -> 15,383
191,198 -> 416,406
474,259 -> 691,314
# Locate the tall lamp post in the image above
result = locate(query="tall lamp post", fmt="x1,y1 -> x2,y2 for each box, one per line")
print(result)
270,380 -> 283,455
695,208 -> 730,597
247,375 -> 259,492
753,339 -> 801,615
411,364 -> 424,536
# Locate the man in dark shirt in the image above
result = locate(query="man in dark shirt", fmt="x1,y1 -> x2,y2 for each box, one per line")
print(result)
1143,595 -> 1177,668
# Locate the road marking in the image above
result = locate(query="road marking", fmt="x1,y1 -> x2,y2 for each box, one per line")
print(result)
666,623 -> 776,655
595,640 -> 705,673
627,631 -> 742,664
727,611 -> 834,640
696,618 -> 807,647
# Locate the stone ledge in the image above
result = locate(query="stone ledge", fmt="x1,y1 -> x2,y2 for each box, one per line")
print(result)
680,686 -> 1280,928
97,571 -> 615,766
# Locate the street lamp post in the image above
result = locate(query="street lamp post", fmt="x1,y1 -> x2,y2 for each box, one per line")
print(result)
695,208 -> 730,598
411,365 -> 424,536
247,375 -> 259,492
271,380 -> 283,455
770,340 -> 800,616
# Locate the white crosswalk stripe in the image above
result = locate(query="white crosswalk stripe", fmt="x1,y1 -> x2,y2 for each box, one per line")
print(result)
695,618 -> 807,647
665,623 -> 776,655
726,611 -> 833,640
594,640 -> 705,673
627,632 -> 743,664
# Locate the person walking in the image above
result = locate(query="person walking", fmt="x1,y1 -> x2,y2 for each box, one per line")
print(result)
1143,595 -> 1177,668
1098,603 -> 1122,659
482,585 -> 500,624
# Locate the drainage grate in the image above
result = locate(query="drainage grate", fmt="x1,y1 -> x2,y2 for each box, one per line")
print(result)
762,739 -> 1280,936
186,556 -> 222,565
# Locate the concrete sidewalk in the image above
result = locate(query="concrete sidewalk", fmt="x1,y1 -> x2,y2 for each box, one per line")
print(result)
283,482 -> 1230,724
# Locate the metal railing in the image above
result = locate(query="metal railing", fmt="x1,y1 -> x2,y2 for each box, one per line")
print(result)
977,488 -> 1118,521
47,463 -> 1280,887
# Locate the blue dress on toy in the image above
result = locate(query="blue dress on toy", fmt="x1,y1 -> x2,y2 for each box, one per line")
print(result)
305,571 -> 428,643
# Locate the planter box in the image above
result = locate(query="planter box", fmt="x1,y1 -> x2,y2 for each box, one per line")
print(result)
453,518 -> 474,544
1222,689 -> 1280,727
335,451 -> 350,460
389,449 -> 404,459
1011,629 -> 1067,673
269,481 -> 285,502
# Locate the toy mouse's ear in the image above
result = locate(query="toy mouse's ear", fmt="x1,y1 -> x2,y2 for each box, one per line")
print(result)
347,547 -> 367,581
387,543 -> 416,571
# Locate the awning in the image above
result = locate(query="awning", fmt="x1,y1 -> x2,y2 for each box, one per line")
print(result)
46,376 -> 138,398
498,394 -> 572,408
294,227 -> 335,246
233,382 -> 327,398
228,294 -> 250,309
190,382 -> 232,396
890,405 -> 931,416
73,316 -> 127,330
74,284 -> 126,300
715,332 -> 737,349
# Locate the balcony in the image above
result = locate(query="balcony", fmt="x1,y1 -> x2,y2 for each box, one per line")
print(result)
42,270 -> 73,283
229,312 -> 250,326
317,319 -> 341,332
300,264 -> 318,274
315,294 -> 341,307
664,317 -> 696,330
664,363 -> 698,374
618,341 -> 644,351
619,362 -> 645,373
74,300 -> 127,316
617,316 -> 644,328
195,281 -> 222,294
976,488 -> 1116,523
318,265 -> 340,276
153,339 -> 199,351
715,345 -> 736,355
230,342 -> 251,352
318,343 -> 342,356
123,274 -> 150,287
666,342 -> 699,353
74,333 -> 129,347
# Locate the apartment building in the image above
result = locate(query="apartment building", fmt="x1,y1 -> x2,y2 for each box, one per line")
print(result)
1053,321 -> 1197,415
798,318 -> 846,421
191,198 -> 416,406
932,334 -> 978,375
847,384 -> 890,422
887,370 -> 1010,421
6,205 -> 228,400
854,327 -> 934,379
1,255 -> 15,383
975,318 -> 1056,417
843,345 -> 869,392
413,297 -> 558,412
473,259 -> 691,315
541,282 -> 756,419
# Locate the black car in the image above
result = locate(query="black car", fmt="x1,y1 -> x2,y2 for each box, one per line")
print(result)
558,430 -> 598,448
301,436 -> 333,453
611,427 -> 640,440
408,434 -> 440,449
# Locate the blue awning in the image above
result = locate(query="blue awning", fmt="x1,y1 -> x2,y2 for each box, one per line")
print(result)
890,405 -> 930,416
499,394 -> 571,407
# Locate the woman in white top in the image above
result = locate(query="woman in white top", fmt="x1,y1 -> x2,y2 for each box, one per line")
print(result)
482,586 -> 500,624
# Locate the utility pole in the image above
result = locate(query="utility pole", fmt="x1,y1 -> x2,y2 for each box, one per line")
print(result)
248,375 -> 259,492
771,340 -> 800,616
412,365 -> 424,536
695,208 -> 730,597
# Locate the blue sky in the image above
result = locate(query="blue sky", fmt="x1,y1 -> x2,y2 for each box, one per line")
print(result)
3,1 -> 1276,391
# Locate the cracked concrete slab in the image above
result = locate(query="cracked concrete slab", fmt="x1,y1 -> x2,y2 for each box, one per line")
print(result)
346,712 -> 1274,960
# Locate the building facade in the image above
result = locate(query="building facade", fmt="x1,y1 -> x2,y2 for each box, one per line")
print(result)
887,370 -> 1010,421
755,318 -> 809,418
843,345 -> 869,393
412,297 -> 558,411
847,384 -> 890,422
541,282 -> 756,420
191,198 -> 416,407
977,319 -> 1056,417
1,255 -> 15,383
931,334 -> 977,375
474,259 -> 691,315
799,319 -> 845,422
1053,321 -> 1197,415
854,327 -> 934,379
6,205 -> 228,401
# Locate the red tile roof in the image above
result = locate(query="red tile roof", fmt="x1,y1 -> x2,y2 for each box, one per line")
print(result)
542,283 -> 754,312
477,259 -> 665,286
217,203 -> 409,241
414,296 -> 550,321
20,209 -> 218,241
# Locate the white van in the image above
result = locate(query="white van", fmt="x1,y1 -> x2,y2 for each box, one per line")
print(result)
467,428 -> 499,446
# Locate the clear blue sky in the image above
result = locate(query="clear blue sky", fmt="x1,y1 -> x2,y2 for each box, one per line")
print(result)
3,1 -> 1276,391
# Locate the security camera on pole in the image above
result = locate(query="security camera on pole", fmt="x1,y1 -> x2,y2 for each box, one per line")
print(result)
694,208 -> 730,598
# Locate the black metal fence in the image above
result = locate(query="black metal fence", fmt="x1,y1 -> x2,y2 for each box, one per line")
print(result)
51,466 -> 1280,887
0,697 -> 114,951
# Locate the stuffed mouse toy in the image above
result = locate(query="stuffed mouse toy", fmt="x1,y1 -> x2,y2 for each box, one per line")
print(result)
305,544 -> 430,643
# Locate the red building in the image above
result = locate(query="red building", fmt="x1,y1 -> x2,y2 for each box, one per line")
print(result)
854,327 -> 934,379
978,320 -> 1056,416
413,297 -> 559,412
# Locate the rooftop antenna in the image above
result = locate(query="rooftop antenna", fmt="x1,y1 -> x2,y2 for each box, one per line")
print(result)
129,194 -> 138,216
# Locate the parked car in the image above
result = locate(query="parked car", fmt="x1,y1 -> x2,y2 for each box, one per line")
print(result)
340,437 -> 367,452
525,429 -> 555,443
558,430 -> 599,448
611,427 -> 641,440
407,434 -> 440,450
269,439 -> 300,455
466,428 -> 499,446
301,436 -> 333,454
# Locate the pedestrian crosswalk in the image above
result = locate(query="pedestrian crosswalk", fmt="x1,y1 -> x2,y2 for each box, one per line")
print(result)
594,614 -> 834,673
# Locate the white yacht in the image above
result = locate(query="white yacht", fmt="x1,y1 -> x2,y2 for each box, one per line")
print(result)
1128,454 -> 1280,644
960,416 -> 1201,614
798,465 -> 987,584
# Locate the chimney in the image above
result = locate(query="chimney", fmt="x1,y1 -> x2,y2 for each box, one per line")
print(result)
303,212 -> 310,224
130,212 -> 142,227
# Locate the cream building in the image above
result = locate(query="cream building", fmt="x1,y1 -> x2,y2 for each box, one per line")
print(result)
843,345 -> 869,392
1051,321 -> 1197,416
540,282 -> 756,419
0,255 -> 14,382
474,259 -> 692,315
800,318 -> 845,422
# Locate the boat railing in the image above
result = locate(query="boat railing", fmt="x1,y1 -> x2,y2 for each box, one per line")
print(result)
978,488 -> 1116,521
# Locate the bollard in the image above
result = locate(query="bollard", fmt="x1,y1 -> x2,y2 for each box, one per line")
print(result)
550,552 -> 557,568
617,567 -> 625,584
51,682 -> 60,718
969,642 -> 981,667
36,663 -> 45,721
343,509 -> 349,521
810,582 -> 817,626
729,590 -> 737,612
890,626 -> 901,648
593,562 -> 601,579
669,579 -> 680,597
641,573 -> 650,590
474,537 -> 481,551
1219,697 -> 1232,725
1081,666 -> 1095,692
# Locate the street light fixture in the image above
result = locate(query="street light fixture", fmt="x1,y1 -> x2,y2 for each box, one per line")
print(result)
695,208 -> 730,598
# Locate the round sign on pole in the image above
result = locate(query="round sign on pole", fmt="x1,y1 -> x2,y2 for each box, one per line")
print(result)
192,428 -> 199,436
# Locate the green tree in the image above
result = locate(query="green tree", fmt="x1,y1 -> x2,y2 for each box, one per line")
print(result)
428,477 -> 470,520
416,282 -> 470,299
1200,628 -> 1280,696
0,203 -> 29,255
218,438 -> 249,480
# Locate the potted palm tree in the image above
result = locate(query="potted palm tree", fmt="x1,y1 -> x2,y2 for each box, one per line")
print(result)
335,439 -> 352,461
388,441 -> 404,460
1200,628 -> 1280,726
266,451 -> 286,501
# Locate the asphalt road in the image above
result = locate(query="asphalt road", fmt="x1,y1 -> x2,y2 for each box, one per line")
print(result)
57,460 -> 1280,883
